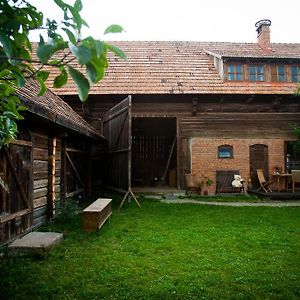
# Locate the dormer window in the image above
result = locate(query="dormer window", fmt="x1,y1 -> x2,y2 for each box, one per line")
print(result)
227,65 -> 243,81
291,66 -> 300,82
271,65 -> 286,81
249,65 -> 264,81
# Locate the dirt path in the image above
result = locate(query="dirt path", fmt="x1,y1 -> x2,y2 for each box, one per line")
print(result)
161,199 -> 300,207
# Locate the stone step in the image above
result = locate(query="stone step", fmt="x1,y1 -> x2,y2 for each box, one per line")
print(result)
9,232 -> 63,255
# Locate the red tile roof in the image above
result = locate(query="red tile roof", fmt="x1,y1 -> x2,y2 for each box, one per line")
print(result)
16,78 -> 102,139
204,42 -> 300,59
40,41 -> 300,95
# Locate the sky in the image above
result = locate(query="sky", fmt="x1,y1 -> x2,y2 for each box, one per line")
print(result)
29,0 -> 300,43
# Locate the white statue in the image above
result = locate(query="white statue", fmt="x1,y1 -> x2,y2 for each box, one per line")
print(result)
232,174 -> 244,188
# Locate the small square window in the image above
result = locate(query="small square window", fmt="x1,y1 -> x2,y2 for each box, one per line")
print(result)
227,65 -> 243,81
249,65 -> 264,81
291,66 -> 300,82
218,145 -> 233,159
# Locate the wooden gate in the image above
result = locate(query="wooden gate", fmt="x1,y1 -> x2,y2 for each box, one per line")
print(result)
103,96 -> 140,208
0,140 -> 32,243
250,144 -> 269,188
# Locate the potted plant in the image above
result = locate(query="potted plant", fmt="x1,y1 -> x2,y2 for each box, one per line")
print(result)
203,176 -> 213,195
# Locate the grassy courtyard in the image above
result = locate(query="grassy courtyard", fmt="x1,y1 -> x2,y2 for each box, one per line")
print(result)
1,196 -> 300,299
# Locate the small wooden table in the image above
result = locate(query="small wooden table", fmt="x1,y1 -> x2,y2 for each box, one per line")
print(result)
273,173 -> 292,192
83,198 -> 112,232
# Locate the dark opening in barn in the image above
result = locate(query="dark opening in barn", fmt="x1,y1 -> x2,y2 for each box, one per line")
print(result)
131,117 -> 177,188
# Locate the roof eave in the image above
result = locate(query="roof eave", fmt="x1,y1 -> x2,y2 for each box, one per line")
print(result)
18,94 -> 106,141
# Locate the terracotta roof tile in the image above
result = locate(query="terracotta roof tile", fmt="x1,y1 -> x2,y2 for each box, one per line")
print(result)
205,42 -> 300,59
36,41 -> 300,95
16,78 -> 101,139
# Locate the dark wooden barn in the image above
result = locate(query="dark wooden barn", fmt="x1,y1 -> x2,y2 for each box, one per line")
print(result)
44,21 -> 300,195
0,79 -> 105,244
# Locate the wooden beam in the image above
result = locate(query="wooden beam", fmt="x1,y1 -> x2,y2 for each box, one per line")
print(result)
66,188 -> 84,198
61,141 -> 67,203
118,187 -> 141,211
65,151 -> 84,187
66,147 -> 85,153
9,139 -> 32,147
0,208 -> 30,224
103,106 -> 129,124
4,148 -> 29,208
48,137 -> 56,218
162,136 -> 176,185
0,174 -> 9,193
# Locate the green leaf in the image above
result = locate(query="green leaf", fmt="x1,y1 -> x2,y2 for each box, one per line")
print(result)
86,61 -> 104,83
62,28 -> 77,44
11,69 -> 25,87
68,66 -> 90,101
37,77 -> 47,96
0,33 -> 13,58
68,43 -> 92,65
52,41 -> 68,52
54,0 -> 67,10
106,43 -> 127,61
67,4 -> 87,32
54,67 -> 68,88
0,69 -> 10,79
74,0 -> 83,11
37,44 -> 54,64
94,40 -> 106,57
104,24 -> 124,34
37,70 -> 50,81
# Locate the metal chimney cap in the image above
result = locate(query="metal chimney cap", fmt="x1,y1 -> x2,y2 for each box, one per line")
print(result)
255,19 -> 271,28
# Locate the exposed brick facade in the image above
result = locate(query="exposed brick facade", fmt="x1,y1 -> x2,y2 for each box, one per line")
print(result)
257,24 -> 271,50
191,138 -> 285,194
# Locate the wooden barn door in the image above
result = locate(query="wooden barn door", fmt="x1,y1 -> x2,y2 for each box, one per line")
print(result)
0,140 -> 32,244
103,96 -> 132,192
103,96 -> 140,208
249,144 -> 269,188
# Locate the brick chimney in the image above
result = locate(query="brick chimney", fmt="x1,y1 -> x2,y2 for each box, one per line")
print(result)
255,19 -> 272,50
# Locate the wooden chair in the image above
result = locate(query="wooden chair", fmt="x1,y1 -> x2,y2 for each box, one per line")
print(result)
256,169 -> 272,193
291,170 -> 300,192
185,173 -> 200,195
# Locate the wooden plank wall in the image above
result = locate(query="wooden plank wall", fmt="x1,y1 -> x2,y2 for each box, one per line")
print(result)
32,132 -> 48,227
0,141 -> 32,243
32,132 -> 61,227
1,125 -> 100,245
179,113 -> 300,139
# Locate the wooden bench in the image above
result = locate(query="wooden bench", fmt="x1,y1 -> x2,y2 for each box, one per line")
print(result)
82,198 -> 112,232
216,170 -> 242,194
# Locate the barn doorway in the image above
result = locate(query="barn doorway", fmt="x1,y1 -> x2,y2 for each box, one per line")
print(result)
249,144 -> 269,188
132,117 -> 177,188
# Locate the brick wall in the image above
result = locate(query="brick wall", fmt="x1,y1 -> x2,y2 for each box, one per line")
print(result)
191,138 -> 285,194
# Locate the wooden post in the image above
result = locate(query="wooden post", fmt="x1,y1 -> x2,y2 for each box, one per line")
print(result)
118,96 -> 140,210
87,146 -> 92,197
162,136 -> 176,185
48,137 -> 56,218
61,140 -> 67,204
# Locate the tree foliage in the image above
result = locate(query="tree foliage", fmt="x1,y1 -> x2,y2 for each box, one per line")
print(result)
0,0 -> 126,146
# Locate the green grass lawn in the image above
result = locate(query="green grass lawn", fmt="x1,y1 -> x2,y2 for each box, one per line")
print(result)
1,196 -> 300,299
